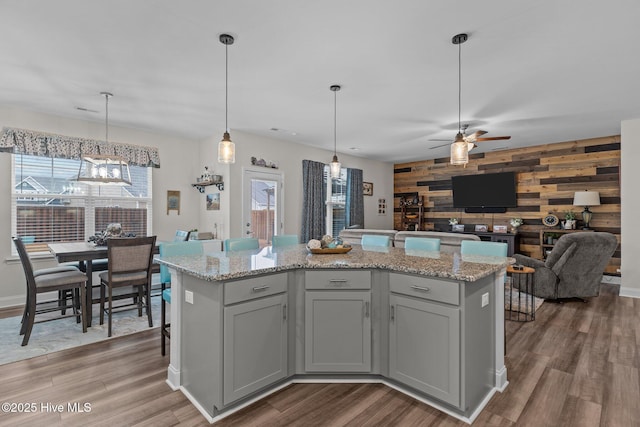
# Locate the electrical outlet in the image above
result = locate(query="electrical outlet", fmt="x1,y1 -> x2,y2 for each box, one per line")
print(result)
481,292 -> 489,308
185,290 -> 194,304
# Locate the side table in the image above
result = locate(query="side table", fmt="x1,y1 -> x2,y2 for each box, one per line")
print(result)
506,265 -> 536,322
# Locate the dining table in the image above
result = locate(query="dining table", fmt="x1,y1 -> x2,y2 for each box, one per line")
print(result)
48,241 -> 160,327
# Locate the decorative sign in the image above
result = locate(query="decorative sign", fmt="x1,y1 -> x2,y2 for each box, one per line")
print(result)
378,198 -> 387,215
167,190 -> 180,215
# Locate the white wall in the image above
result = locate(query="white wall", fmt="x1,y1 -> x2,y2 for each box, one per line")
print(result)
201,130 -> 394,240
621,118 -> 640,297
0,107 -> 201,307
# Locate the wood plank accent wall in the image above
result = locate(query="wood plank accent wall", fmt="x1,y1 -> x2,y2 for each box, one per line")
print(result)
393,135 -> 621,274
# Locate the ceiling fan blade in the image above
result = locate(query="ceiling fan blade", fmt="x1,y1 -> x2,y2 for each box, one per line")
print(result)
429,142 -> 451,149
475,136 -> 511,142
470,130 -> 488,138
428,138 -> 452,142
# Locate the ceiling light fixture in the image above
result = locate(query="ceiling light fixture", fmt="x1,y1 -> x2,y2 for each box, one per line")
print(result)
76,92 -> 131,186
330,84 -> 342,179
218,34 -> 235,164
450,33 -> 469,166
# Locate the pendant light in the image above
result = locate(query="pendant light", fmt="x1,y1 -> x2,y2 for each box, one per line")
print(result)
218,34 -> 235,164
76,92 -> 131,186
329,84 -> 342,179
450,33 -> 469,166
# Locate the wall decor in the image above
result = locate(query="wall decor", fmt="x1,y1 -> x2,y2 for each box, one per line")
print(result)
206,193 -> 220,211
363,182 -> 373,196
378,198 -> 387,215
250,157 -> 278,169
167,190 -> 180,215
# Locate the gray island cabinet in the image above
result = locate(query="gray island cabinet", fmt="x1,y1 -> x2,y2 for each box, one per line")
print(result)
158,245 -> 509,424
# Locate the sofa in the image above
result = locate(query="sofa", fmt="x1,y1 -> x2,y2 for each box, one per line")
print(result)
338,229 -> 398,246
394,231 -> 480,253
338,229 -> 480,253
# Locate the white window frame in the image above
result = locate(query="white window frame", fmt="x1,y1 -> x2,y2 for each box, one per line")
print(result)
11,154 -> 153,254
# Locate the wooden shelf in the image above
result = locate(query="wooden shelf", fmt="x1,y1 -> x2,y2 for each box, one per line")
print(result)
192,181 -> 224,192
400,196 -> 424,231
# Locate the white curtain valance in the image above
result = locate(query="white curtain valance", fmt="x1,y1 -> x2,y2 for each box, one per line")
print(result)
0,127 -> 161,168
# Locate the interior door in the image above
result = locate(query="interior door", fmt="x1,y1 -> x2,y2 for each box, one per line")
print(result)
243,168 -> 283,248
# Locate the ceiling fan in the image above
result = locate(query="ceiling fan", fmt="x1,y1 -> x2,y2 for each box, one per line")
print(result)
429,123 -> 511,150
433,33 -> 511,164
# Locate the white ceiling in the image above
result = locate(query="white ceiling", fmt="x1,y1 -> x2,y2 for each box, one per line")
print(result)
1,0 -> 639,163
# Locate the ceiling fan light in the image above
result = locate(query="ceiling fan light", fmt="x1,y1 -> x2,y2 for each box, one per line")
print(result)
450,140 -> 469,165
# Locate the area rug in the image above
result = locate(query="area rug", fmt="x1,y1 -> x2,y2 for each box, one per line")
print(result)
504,283 -> 544,319
0,296 -> 161,366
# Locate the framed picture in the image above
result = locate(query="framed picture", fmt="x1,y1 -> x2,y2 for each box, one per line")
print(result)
167,190 -> 180,215
452,224 -> 465,232
363,182 -> 373,196
206,193 -> 220,211
493,225 -> 508,233
475,224 -> 488,232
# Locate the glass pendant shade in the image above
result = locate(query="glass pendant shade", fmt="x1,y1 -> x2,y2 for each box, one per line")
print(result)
218,131 -> 235,164
330,154 -> 341,179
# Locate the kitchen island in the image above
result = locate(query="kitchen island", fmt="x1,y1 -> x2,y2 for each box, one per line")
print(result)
157,244 -> 509,424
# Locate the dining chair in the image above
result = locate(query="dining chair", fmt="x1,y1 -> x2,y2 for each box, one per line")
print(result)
460,240 -> 508,257
272,234 -> 299,247
159,240 -> 203,356
174,230 -> 190,241
404,237 -> 441,251
99,236 -> 156,337
13,237 -> 88,346
224,237 -> 259,252
361,234 -> 391,247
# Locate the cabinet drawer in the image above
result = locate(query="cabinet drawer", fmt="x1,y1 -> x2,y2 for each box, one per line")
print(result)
224,273 -> 287,305
305,270 -> 371,290
389,273 -> 459,305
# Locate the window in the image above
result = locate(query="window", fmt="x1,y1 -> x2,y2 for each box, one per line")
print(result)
324,166 -> 347,237
12,153 -> 152,253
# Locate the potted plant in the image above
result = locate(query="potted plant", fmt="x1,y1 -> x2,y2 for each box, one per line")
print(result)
563,211 -> 576,229
509,217 -> 523,233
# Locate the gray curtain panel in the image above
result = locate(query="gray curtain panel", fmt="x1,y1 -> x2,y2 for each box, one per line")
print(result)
345,168 -> 364,229
301,160 -> 326,242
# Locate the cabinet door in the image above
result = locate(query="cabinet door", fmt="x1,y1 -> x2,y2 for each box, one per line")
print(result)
389,294 -> 460,407
223,293 -> 288,405
305,291 -> 371,372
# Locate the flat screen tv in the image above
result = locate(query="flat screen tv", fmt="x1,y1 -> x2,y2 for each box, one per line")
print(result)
451,171 -> 517,213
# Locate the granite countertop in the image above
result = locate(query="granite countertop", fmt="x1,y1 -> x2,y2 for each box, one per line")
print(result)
157,244 -> 511,283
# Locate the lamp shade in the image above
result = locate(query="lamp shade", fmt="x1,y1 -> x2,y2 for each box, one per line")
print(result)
573,191 -> 600,207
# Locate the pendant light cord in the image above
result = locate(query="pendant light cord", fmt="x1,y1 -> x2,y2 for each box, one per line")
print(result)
225,42 -> 229,133
458,39 -> 461,134
333,89 -> 337,156
105,93 -> 109,143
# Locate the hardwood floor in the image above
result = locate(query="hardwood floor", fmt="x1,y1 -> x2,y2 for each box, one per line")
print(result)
0,283 -> 637,426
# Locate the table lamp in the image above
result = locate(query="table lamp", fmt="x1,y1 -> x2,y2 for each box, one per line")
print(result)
573,191 -> 600,230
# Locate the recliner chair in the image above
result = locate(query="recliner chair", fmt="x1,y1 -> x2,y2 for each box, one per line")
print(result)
513,232 -> 617,300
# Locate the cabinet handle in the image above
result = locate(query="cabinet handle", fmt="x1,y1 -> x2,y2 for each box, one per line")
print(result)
390,305 -> 395,322
283,304 -> 287,320
410,285 -> 431,293
251,285 -> 270,292
365,301 -> 370,318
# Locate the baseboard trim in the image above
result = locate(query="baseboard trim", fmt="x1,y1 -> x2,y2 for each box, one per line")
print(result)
619,287 -> 640,298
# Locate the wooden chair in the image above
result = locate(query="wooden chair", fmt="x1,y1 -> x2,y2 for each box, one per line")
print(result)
271,234 -> 299,247
224,237 -> 259,252
404,237 -> 441,251
99,236 -> 156,337
159,240 -> 203,355
13,237 -> 88,346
